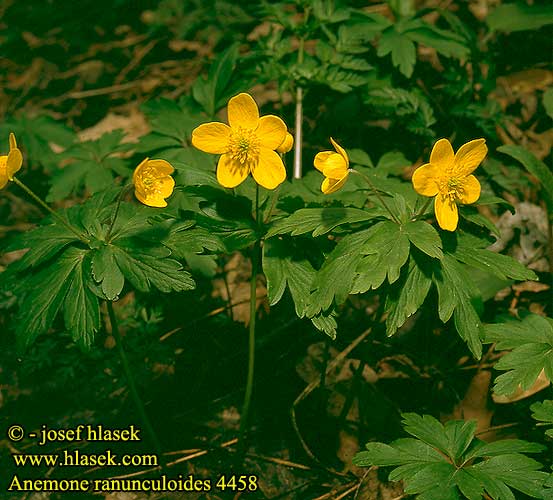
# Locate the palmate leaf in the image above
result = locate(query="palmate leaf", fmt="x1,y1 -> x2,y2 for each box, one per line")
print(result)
353,413 -> 549,500
530,400 -> 553,439
483,315 -> 553,396
377,27 -> 416,77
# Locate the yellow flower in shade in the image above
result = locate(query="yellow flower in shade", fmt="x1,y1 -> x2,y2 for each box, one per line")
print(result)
276,132 -> 294,154
191,93 -> 288,190
314,138 -> 350,194
133,158 -> 175,208
0,133 -> 23,190
412,138 -> 487,231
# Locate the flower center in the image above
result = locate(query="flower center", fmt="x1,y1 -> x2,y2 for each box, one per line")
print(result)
438,176 -> 464,201
229,128 -> 259,164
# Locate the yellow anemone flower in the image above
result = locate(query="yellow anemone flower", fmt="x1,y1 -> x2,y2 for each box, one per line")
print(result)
191,93 -> 287,190
133,158 -> 175,208
412,138 -> 487,231
276,132 -> 294,154
0,133 -> 23,190
314,138 -> 350,194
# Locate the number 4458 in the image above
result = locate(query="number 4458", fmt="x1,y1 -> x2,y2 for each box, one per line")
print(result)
215,475 -> 258,491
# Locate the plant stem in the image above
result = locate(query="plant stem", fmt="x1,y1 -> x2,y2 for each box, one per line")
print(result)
350,170 -> 401,224
107,301 -> 163,461
105,184 -> 132,242
12,176 -> 90,244
413,197 -> 433,220
263,185 -> 281,224
238,186 -> 260,456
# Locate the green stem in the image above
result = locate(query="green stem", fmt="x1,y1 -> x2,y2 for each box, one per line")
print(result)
350,170 -> 401,224
238,186 -> 260,456
107,301 -> 163,461
12,176 -> 90,244
263,185 -> 281,224
105,184 -> 132,242
413,197 -> 433,220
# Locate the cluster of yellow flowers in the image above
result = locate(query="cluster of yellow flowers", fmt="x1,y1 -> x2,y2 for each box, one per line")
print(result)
2,92 -> 488,232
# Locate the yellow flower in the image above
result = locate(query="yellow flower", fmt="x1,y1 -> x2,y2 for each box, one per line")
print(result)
133,158 -> 175,208
0,133 -> 23,190
276,132 -> 294,154
314,138 -> 350,194
191,93 -> 287,190
412,138 -> 487,231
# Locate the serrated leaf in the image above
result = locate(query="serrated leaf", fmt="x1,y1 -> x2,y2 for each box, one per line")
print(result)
531,400 -> 553,438
378,28 -> 416,77
267,207 -> 376,238
91,246 -> 125,300
404,221 -> 443,259
385,258 -> 432,336
405,23 -> 469,59
483,315 -> 553,396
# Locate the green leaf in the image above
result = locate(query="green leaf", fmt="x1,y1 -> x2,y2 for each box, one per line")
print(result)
15,247 -> 83,350
377,28 -> 416,77
309,312 -> 338,340
385,258 -> 432,336
487,3 -> 553,33
544,88 -> 553,120
91,246 -> 125,301
404,221 -> 443,259
267,207 -> 376,238
483,315 -> 553,396
113,246 -> 195,293
63,249 -> 100,348
498,145 -> 553,207
405,23 -> 469,59
354,412 -> 550,499
530,400 -> 553,439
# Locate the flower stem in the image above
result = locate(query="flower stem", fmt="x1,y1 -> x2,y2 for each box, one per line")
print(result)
413,197 -> 433,220
350,170 -> 401,224
238,186 -> 260,457
12,176 -> 90,244
107,301 -> 163,461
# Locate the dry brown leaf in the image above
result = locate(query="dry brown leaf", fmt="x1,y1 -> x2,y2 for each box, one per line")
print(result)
78,108 -> 149,143
493,369 -> 551,404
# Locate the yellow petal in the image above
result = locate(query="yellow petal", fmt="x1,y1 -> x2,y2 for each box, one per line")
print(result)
457,174 -> 481,204
412,163 -> 440,197
321,152 -> 348,177
430,138 -> 454,171
157,175 -> 176,198
454,139 -> 487,176
276,132 -> 294,154
191,122 -> 231,154
330,137 -> 349,167
6,148 -> 22,179
0,156 -> 9,190
322,174 -> 348,194
146,159 -> 175,176
135,188 -> 168,208
133,158 -> 149,184
216,153 -> 249,188
256,115 -> 287,150
314,151 -> 334,172
251,148 -> 286,189
227,93 -> 259,130
435,195 -> 459,231
9,133 -> 17,150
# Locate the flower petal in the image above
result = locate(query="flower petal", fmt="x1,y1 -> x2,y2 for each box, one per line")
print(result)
6,148 -> 22,179
457,174 -> 481,204
216,153 -> 249,188
412,163 -> 440,197
251,148 -> 286,189
276,132 -> 294,154
454,139 -> 487,176
0,156 -> 9,190
430,138 -> 454,171
9,133 -> 17,151
435,195 -> 459,231
157,176 -> 176,198
146,159 -> 175,176
319,153 -> 348,177
133,158 -> 149,184
191,122 -> 231,154
135,189 -> 168,208
330,137 -> 349,167
314,151 -> 334,172
227,93 -> 259,130
256,115 -> 287,150
322,173 -> 348,194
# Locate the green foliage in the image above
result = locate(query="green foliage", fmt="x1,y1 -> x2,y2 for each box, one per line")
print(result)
483,315 -> 553,397
48,130 -> 132,201
531,400 -> 553,439
487,3 -> 553,33
353,413 -> 550,499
